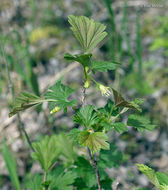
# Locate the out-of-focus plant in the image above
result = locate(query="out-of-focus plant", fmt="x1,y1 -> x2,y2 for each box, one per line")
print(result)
104,1 -> 153,95
150,16 -> 168,56
137,164 -> 168,190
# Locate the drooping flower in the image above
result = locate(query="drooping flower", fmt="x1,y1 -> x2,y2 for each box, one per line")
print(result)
97,83 -> 111,97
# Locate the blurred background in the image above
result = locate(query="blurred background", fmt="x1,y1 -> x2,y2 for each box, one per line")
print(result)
0,0 -> 168,189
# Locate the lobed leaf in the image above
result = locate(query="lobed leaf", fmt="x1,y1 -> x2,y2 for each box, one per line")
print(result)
57,133 -> 77,166
79,131 -> 109,153
111,122 -> 128,133
24,175 -> 42,190
49,167 -> 77,190
45,79 -> 76,111
72,157 -> 97,188
99,143 -> 122,168
68,15 -> 107,53
73,105 -> 99,127
31,135 -> 60,172
127,114 -> 156,132
68,128 -> 81,143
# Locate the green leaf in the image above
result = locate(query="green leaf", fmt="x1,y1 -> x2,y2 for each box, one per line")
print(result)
156,172 -> 168,186
91,61 -> 119,72
9,91 -> 44,117
137,164 -> 161,189
73,105 -> 99,127
98,99 -> 118,117
100,178 -> 113,190
57,133 -> 77,166
68,15 -> 107,53
72,156 -> 113,189
111,122 -> 128,133
159,185 -> 168,190
45,79 -> 76,111
79,131 -> 109,153
64,53 -> 92,67
72,157 -> 97,188
68,128 -> 81,143
24,175 -> 42,190
112,88 -> 142,111
99,143 -> 122,168
49,168 -> 77,190
31,135 -> 60,172
127,114 -> 156,132
3,141 -> 21,190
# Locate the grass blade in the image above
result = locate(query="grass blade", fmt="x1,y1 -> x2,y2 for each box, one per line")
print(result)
3,141 -> 21,190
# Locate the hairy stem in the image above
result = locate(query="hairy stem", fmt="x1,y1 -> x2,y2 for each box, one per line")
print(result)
81,70 -> 102,190
0,40 -> 34,152
87,147 -> 102,190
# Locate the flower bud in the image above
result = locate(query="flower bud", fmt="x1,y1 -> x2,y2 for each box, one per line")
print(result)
84,80 -> 90,88
85,66 -> 89,73
50,106 -> 61,114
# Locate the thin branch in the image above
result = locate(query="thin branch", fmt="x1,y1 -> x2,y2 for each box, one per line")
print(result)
0,40 -> 34,152
93,154 -> 101,190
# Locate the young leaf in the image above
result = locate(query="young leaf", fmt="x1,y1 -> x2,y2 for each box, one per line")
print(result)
45,80 -> 76,111
79,131 -> 109,153
57,133 -> 77,166
112,88 -> 142,111
127,114 -> 156,132
68,15 -> 107,53
73,105 -> 99,127
9,91 -> 45,117
31,135 -> 60,172
24,175 -> 42,190
64,53 -> 92,67
137,164 -> 161,189
49,168 -> 77,190
3,141 -> 21,190
68,128 -> 81,143
91,61 -> 119,72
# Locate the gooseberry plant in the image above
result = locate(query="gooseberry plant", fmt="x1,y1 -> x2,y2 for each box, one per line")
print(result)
6,15 -> 156,190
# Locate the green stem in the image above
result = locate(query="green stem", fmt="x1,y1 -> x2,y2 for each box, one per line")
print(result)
42,172 -> 47,190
